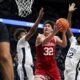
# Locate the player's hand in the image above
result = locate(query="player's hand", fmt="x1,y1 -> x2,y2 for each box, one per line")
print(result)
38,8 -> 44,18
69,3 -> 77,12
62,29 -> 67,34
53,23 -> 62,33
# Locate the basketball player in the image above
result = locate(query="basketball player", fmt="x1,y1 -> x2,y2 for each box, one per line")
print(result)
0,22 -> 14,80
34,19 -> 67,80
14,8 -> 44,80
64,3 -> 80,80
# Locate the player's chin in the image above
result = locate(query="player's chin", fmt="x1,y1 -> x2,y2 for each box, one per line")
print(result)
44,31 -> 49,34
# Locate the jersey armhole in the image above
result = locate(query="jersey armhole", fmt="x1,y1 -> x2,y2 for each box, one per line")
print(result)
54,36 -> 58,43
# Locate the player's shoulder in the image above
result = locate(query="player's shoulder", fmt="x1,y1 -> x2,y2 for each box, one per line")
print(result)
18,36 -> 26,43
69,36 -> 77,42
36,33 -> 44,46
69,36 -> 76,40
53,35 -> 60,42
69,36 -> 77,44
54,35 -> 59,38
36,33 -> 44,39
37,33 -> 44,37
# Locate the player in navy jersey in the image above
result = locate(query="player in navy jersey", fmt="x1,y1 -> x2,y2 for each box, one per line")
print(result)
0,22 -> 14,80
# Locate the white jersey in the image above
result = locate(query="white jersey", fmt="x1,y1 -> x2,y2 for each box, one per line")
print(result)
65,36 -> 80,70
64,36 -> 80,80
17,36 -> 33,65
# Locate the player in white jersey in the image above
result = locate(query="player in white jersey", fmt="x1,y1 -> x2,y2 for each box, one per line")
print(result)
14,8 -> 44,80
64,3 -> 80,80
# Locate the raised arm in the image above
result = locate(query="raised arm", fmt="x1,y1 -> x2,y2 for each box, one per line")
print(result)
36,24 -> 62,46
25,8 -> 44,40
67,3 -> 77,38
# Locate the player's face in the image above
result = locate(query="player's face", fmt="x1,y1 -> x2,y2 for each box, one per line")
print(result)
43,23 -> 53,34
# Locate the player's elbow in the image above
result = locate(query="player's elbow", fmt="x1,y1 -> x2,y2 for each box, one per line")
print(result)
61,42 -> 67,48
62,43 -> 67,48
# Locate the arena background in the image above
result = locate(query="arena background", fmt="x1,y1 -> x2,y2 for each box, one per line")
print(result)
0,0 -> 80,80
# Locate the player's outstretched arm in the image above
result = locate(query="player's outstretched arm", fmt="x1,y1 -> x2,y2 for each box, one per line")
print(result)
67,3 -> 77,38
25,8 -> 44,40
42,24 -> 62,45
36,24 -> 62,46
59,30 -> 67,48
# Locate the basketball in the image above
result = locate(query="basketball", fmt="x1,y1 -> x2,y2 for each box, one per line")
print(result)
56,18 -> 69,32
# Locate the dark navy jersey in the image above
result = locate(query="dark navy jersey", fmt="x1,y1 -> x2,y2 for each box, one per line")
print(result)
0,22 -> 9,42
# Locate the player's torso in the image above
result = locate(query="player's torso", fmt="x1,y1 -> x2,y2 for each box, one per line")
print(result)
36,37 -> 57,66
65,44 -> 80,70
17,39 -> 33,64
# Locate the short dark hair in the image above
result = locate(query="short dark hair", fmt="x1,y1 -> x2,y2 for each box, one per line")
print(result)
14,28 -> 27,40
43,20 -> 54,29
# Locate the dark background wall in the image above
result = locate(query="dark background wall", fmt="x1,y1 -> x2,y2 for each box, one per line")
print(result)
0,0 -> 80,80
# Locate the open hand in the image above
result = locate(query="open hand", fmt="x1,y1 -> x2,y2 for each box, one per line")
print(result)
69,3 -> 77,12
39,8 -> 44,18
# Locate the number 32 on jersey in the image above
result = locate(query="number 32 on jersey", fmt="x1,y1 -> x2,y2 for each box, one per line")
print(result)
44,47 -> 54,56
